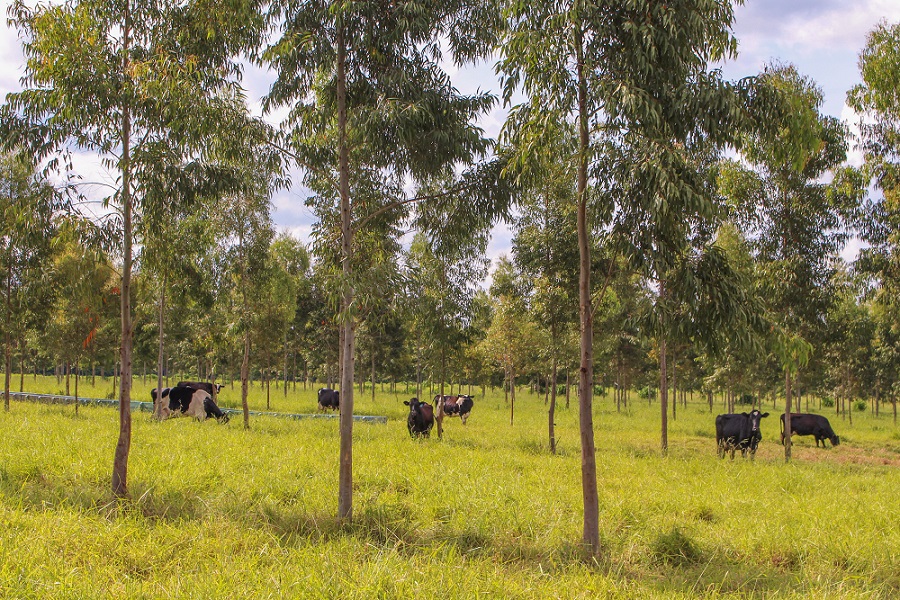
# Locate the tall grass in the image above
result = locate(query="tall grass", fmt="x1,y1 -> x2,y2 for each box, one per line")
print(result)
0,377 -> 897,598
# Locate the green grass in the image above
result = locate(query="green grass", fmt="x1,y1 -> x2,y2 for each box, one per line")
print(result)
1,377 -> 898,598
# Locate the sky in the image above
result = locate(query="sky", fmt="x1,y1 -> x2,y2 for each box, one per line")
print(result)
3,0 -> 900,266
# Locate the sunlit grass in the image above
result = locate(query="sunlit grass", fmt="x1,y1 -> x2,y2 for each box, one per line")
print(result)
1,377 -> 898,598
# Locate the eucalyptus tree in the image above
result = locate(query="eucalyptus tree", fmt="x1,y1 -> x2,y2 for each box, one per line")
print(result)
721,63 -> 862,461
499,0 -> 780,553
43,226 -> 115,412
509,124 -> 579,452
406,230 -> 490,407
4,0 -> 268,495
0,150 -> 60,410
483,255 -> 539,427
848,21 -> 900,405
261,0 -> 502,520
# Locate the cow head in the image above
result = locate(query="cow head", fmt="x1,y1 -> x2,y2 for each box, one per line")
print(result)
744,410 -> 769,432
830,434 -> 840,446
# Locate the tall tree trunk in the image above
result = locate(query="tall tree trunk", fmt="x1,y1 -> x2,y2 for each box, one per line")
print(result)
575,23 -> 599,557
336,14 -> 355,522
112,5 -> 133,497
4,255 -> 11,411
660,336 -> 668,454
241,330 -> 250,428
239,225 -> 251,429
74,363 -> 79,417
154,272 -> 166,419
659,279 -> 668,454
783,370 -> 792,463
549,355 -> 557,455
510,363 -> 515,426
284,329 -> 289,399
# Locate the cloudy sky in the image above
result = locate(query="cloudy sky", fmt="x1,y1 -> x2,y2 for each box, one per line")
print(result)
3,0 -> 900,264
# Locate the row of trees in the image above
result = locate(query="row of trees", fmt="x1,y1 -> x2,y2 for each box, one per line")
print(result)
2,0 -> 899,557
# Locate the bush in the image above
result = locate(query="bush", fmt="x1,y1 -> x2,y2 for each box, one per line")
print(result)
638,386 -> 656,400
651,527 -> 702,566
738,393 -> 755,405
822,397 -> 834,407
855,400 -> 867,412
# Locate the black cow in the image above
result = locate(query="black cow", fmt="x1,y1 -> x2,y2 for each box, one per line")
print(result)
163,385 -> 229,423
177,381 -> 224,396
404,398 -> 434,438
781,413 -> 840,447
715,410 -> 769,459
317,388 -> 340,412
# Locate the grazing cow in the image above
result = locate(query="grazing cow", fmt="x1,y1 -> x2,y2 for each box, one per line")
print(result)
781,413 -> 840,447
177,381 -> 224,396
404,398 -> 434,438
162,385 -> 229,423
150,387 -> 170,404
317,388 -> 340,412
715,410 -> 769,459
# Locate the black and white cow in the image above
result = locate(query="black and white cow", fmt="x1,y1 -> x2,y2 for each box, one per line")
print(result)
317,388 -> 340,412
177,381 -> 224,396
162,385 -> 229,423
434,394 -> 474,424
715,410 -> 769,459
781,413 -> 840,447
433,394 -> 474,438
151,387 -> 170,404
403,397 -> 434,438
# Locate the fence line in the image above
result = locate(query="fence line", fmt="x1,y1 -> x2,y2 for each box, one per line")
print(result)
6,391 -> 388,424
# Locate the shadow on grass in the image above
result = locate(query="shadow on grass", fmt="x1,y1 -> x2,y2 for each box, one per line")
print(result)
3,474 -> 898,598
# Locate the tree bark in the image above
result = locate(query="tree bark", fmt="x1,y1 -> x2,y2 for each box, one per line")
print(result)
112,4 -> 133,498
783,370 -> 792,462
575,22 -> 600,557
336,13 -> 355,522
154,272 -> 166,419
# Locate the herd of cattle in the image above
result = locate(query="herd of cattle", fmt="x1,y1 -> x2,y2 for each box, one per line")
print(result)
715,409 -> 840,458
149,382 -> 842,455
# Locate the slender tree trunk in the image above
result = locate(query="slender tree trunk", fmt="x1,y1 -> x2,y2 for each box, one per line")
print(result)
284,330 -> 289,399
510,363 -> 515,426
575,24 -> 599,557
19,338 -> 25,393
239,226 -> 251,429
112,6 -> 133,497
784,371 -> 792,463
154,272 -> 166,419
660,336 -> 668,454
549,355 -> 557,455
336,15 -> 355,522
241,330 -> 250,428
4,256 -> 11,411
74,364 -> 79,417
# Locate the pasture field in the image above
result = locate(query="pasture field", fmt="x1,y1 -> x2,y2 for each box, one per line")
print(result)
1,376 -> 898,599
